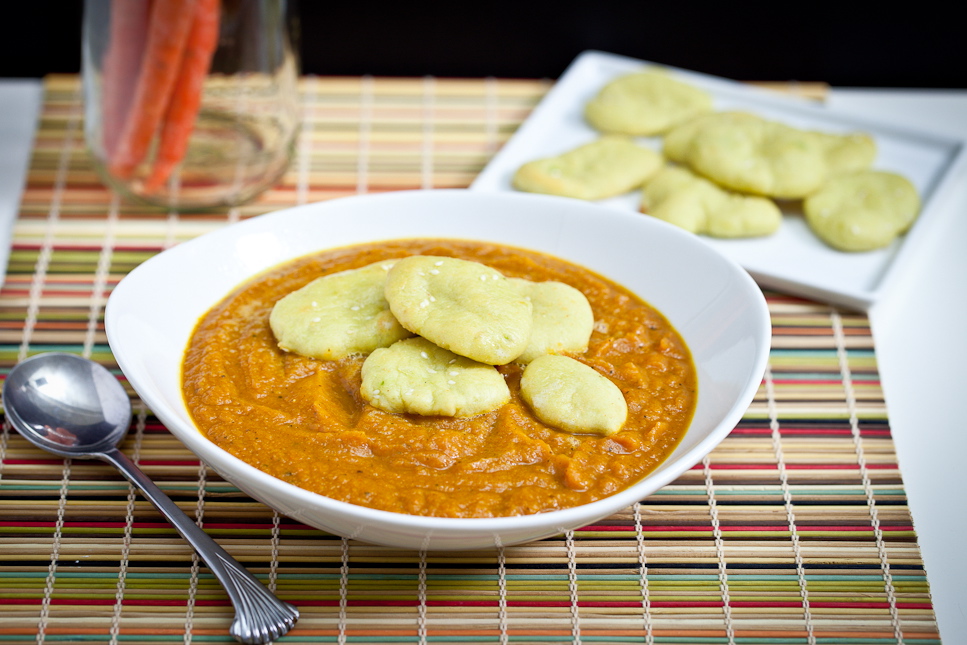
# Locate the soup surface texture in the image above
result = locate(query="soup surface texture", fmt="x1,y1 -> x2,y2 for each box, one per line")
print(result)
182,239 -> 697,518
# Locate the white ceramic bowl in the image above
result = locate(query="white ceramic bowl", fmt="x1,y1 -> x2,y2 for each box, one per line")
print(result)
105,189 -> 770,551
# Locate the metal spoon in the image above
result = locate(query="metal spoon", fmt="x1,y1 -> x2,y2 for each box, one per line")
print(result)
2,352 -> 299,644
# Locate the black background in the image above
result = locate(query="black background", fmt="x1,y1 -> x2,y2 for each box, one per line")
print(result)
3,1 -> 964,87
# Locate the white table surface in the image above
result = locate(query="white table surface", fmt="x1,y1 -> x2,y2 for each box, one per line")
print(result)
1,79 -> 965,643
0,79 -> 42,280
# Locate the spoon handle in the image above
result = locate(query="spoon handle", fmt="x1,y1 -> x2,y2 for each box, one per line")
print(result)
100,447 -> 299,644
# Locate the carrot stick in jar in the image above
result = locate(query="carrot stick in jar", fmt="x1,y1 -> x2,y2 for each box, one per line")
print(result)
101,0 -> 152,158
108,0 -> 198,180
143,0 -> 221,193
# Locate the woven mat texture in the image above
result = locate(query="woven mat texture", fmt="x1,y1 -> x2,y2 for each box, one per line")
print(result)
0,75 -> 938,644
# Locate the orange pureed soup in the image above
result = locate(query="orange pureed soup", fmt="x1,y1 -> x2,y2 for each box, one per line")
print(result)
182,239 -> 697,518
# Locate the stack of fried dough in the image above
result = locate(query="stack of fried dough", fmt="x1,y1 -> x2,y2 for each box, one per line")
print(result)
512,70 -> 920,252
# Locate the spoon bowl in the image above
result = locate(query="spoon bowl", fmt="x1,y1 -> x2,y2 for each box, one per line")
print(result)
2,352 -> 299,644
3,352 -> 131,457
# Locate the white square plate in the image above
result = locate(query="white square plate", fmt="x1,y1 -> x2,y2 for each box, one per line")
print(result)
471,51 -> 967,310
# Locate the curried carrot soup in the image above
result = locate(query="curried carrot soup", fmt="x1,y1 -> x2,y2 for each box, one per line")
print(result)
182,239 -> 697,518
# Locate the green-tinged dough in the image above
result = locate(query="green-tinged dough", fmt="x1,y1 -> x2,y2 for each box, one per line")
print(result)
804,170 -> 920,251
384,255 -> 533,365
520,354 -> 628,436
641,165 -> 781,238
584,70 -> 713,136
269,259 -> 412,360
361,337 -> 510,417
814,131 -> 877,174
512,136 -> 663,200
663,112 -> 762,163
663,111 -> 878,200
509,278 -> 595,364
672,112 -> 828,198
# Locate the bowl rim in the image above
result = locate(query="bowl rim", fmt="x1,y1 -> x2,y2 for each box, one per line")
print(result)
106,188 -> 772,534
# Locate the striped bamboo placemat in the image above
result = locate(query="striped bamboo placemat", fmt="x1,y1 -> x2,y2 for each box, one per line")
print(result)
0,75 -> 938,644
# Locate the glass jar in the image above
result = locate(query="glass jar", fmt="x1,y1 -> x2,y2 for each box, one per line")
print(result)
82,0 -> 300,209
